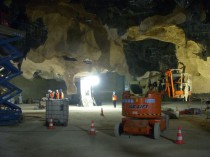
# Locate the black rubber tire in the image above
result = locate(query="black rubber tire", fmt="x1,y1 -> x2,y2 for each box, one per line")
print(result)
114,122 -> 123,137
153,123 -> 160,139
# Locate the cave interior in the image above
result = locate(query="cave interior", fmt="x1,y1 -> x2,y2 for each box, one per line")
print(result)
1,0 -> 210,102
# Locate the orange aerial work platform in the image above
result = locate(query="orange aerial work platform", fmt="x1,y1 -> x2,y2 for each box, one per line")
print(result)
114,68 -> 191,139
115,90 -> 169,139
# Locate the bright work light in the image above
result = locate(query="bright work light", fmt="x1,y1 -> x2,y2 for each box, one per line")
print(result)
87,75 -> 100,86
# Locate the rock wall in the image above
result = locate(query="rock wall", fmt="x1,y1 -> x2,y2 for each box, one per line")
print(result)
20,0 -> 210,94
125,8 -> 210,94
21,0 -> 129,94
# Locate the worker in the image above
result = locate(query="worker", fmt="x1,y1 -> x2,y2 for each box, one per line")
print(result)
112,91 -> 118,108
49,90 -> 55,99
59,89 -> 64,99
55,90 -> 60,99
46,90 -> 51,99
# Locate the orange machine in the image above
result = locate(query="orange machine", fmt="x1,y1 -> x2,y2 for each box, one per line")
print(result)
163,69 -> 192,101
114,68 -> 191,139
114,81 -> 169,139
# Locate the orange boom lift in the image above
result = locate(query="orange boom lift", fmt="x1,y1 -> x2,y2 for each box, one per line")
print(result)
114,68 -> 192,139
164,69 -> 192,101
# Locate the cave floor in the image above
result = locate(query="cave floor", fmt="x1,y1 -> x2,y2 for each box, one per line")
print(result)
0,101 -> 209,157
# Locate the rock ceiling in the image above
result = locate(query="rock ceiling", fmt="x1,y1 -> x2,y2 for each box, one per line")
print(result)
6,0 -> 210,94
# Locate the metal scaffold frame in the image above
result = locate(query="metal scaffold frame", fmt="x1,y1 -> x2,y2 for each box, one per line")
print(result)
0,24 -> 25,125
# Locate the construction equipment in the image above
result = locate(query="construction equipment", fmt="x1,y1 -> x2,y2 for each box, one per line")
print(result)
0,24 -> 25,125
163,69 -> 192,101
114,68 -> 191,139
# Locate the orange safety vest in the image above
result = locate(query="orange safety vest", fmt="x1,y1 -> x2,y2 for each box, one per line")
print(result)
56,92 -> 60,99
112,94 -> 117,101
59,92 -> 64,99
49,92 -> 54,99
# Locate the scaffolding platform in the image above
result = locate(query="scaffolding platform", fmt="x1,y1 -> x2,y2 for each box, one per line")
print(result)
0,24 -> 24,125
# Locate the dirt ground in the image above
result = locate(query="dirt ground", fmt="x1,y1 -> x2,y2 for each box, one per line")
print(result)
0,102 -> 210,157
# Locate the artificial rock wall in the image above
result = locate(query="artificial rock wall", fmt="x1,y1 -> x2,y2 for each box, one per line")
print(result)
20,0 -> 210,94
21,0 -> 129,94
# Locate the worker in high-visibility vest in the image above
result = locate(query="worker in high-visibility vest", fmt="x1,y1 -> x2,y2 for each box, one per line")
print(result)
55,90 -> 60,99
112,91 -> 118,108
59,89 -> 64,99
49,90 -> 55,99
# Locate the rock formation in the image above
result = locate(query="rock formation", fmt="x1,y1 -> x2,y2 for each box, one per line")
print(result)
125,7 -> 209,94
22,0 -> 129,94
16,0 -> 210,95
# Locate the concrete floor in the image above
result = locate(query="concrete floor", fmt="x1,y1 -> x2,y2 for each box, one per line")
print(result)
0,101 -> 210,157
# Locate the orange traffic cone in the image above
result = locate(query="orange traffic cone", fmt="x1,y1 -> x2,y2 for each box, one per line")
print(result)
175,127 -> 184,144
48,118 -> 54,129
89,120 -> 96,135
100,107 -> 104,116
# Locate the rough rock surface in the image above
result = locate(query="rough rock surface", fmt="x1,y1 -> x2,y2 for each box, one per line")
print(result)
21,0 -> 210,94
22,0 -> 129,94
125,12 -> 209,94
